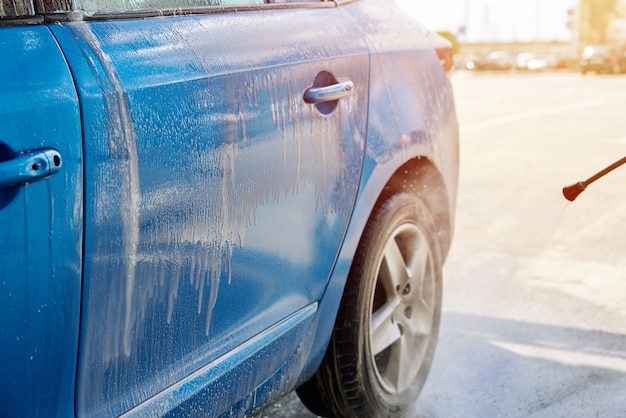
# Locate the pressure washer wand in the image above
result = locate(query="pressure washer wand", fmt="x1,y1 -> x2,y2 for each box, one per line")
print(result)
563,156 -> 626,201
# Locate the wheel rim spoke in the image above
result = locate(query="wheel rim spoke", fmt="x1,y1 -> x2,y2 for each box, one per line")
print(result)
380,237 -> 408,296
412,301 -> 434,336
407,247 -> 433,319
408,233 -> 429,286
370,298 -> 402,355
394,333 -> 413,391
408,232 -> 434,334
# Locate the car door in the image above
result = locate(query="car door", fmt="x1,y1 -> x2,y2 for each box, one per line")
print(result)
50,1 -> 369,416
0,25 -> 83,417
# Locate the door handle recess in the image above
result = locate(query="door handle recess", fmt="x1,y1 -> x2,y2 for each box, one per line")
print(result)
303,80 -> 354,104
0,148 -> 62,189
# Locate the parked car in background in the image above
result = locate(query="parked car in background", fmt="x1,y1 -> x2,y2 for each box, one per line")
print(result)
0,0 -> 459,417
464,51 -> 513,71
581,45 -> 626,74
516,52 -> 538,70
485,50 -> 514,71
464,54 -> 488,71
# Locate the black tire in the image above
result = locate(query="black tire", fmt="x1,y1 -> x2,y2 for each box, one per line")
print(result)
297,192 -> 443,418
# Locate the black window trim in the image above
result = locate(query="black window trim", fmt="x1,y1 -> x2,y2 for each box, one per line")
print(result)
0,15 -> 42,24
46,1 -> 334,22
0,0 -> 337,24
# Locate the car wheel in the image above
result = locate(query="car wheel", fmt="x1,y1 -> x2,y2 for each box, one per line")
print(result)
297,192 -> 442,417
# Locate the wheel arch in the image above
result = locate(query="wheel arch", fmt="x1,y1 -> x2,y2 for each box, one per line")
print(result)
379,156 -> 454,261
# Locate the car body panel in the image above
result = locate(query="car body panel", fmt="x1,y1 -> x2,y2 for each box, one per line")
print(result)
0,26 -> 83,418
121,304 -> 317,417
344,0 -> 458,246
0,0 -> 458,416
299,0 -> 459,383
50,8 -> 369,417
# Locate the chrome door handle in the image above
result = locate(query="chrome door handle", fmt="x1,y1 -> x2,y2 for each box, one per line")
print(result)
0,148 -> 62,189
303,80 -> 354,104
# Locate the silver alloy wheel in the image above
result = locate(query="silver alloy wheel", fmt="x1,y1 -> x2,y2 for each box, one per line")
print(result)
369,222 -> 435,394
296,192 -> 443,417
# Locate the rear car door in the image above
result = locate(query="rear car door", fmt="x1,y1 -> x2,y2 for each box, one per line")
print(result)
49,1 -> 369,416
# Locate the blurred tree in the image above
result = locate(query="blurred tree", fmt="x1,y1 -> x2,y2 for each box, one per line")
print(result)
581,0 -> 618,43
437,31 -> 460,54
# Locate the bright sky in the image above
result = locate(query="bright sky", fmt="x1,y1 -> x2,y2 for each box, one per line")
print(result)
395,0 -> 577,43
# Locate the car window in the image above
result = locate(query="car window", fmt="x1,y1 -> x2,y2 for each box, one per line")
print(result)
74,0 -> 319,13
74,0 -> 256,12
0,0 -> 323,18
0,0 -> 33,17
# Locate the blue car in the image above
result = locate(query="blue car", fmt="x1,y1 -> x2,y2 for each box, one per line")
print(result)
0,0 -> 458,416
